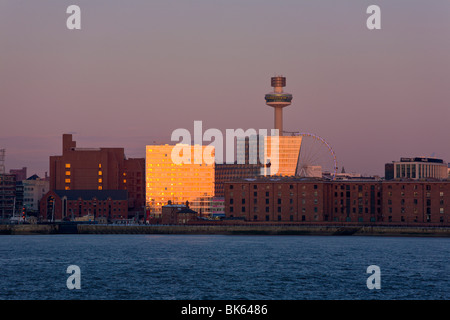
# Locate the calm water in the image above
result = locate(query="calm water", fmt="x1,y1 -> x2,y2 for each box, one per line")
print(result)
0,234 -> 448,300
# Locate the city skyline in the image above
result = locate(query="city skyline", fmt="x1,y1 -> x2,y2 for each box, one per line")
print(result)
1,0 -> 450,177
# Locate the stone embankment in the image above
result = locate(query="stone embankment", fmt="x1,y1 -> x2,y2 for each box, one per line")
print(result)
1,223 -> 449,237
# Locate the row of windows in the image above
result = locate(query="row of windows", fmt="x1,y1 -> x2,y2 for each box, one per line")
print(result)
229,206 -> 319,213
231,198 -> 318,205
229,214 -> 319,222
65,163 -> 102,169
229,184 -> 319,190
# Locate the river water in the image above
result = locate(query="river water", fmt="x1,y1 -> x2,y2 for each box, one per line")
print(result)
0,234 -> 448,300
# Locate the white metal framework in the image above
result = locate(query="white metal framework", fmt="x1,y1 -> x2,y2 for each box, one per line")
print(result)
283,132 -> 338,180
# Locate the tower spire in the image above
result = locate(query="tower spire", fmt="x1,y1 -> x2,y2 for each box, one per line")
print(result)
264,76 -> 293,136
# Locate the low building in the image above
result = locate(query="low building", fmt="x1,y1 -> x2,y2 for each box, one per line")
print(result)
9,167 -> 27,182
39,190 -> 128,222
161,201 -> 198,224
385,157 -> 448,180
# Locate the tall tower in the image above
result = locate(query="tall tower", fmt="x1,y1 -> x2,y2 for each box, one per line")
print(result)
265,76 -> 293,136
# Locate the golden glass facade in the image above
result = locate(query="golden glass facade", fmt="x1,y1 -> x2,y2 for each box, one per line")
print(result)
146,144 -> 215,216
264,136 -> 302,176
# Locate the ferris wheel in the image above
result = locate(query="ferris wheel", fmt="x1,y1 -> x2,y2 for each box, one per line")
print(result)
284,131 -> 338,180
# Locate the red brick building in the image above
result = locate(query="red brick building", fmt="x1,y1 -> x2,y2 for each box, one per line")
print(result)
47,134 -> 145,219
39,190 -> 128,222
224,177 -> 450,225
225,178 -> 326,222
161,202 -> 198,224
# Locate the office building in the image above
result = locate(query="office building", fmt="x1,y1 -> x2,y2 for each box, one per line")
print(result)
146,144 -> 215,216
385,157 -> 448,180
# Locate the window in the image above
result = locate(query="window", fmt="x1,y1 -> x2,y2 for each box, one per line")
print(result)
241,207 -> 246,212
98,171 -> 102,175
65,171 -> 71,176
65,163 -> 71,169
98,186 -> 102,190
98,178 -> 103,183
65,178 -> 71,183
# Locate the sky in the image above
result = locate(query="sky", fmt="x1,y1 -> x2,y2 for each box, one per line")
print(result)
1,0 -> 450,177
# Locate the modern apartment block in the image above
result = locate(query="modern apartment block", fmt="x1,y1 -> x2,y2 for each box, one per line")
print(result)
146,144 -> 215,216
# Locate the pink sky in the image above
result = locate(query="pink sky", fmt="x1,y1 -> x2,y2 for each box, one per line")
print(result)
1,0 -> 450,177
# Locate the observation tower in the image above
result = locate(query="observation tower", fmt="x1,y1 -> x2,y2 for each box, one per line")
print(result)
264,76 -> 293,136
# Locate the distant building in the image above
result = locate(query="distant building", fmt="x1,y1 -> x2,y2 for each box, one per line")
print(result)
385,157 -> 448,180
9,167 -> 27,182
146,144 -> 215,216
22,174 -> 50,214
47,134 -> 145,219
0,173 -> 16,219
214,162 -> 262,198
39,190 -> 128,222
211,197 -> 225,218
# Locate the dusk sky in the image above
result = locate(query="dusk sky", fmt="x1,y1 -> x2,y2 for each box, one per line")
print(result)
1,0 -> 450,177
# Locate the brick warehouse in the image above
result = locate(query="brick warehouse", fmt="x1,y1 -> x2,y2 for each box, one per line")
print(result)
44,134 -> 145,220
224,177 -> 450,225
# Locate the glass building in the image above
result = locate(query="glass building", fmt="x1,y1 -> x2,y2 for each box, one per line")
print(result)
146,144 -> 215,216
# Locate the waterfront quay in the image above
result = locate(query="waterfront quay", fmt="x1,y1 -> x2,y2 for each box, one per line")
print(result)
1,222 -> 450,237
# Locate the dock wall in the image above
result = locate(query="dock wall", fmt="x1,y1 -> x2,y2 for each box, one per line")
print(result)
1,224 -> 449,237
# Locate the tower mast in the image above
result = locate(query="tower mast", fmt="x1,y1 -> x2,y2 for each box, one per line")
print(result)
264,76 -> 293,136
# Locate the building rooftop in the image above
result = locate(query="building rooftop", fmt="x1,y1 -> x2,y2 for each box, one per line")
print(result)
53,190 -> 128,201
